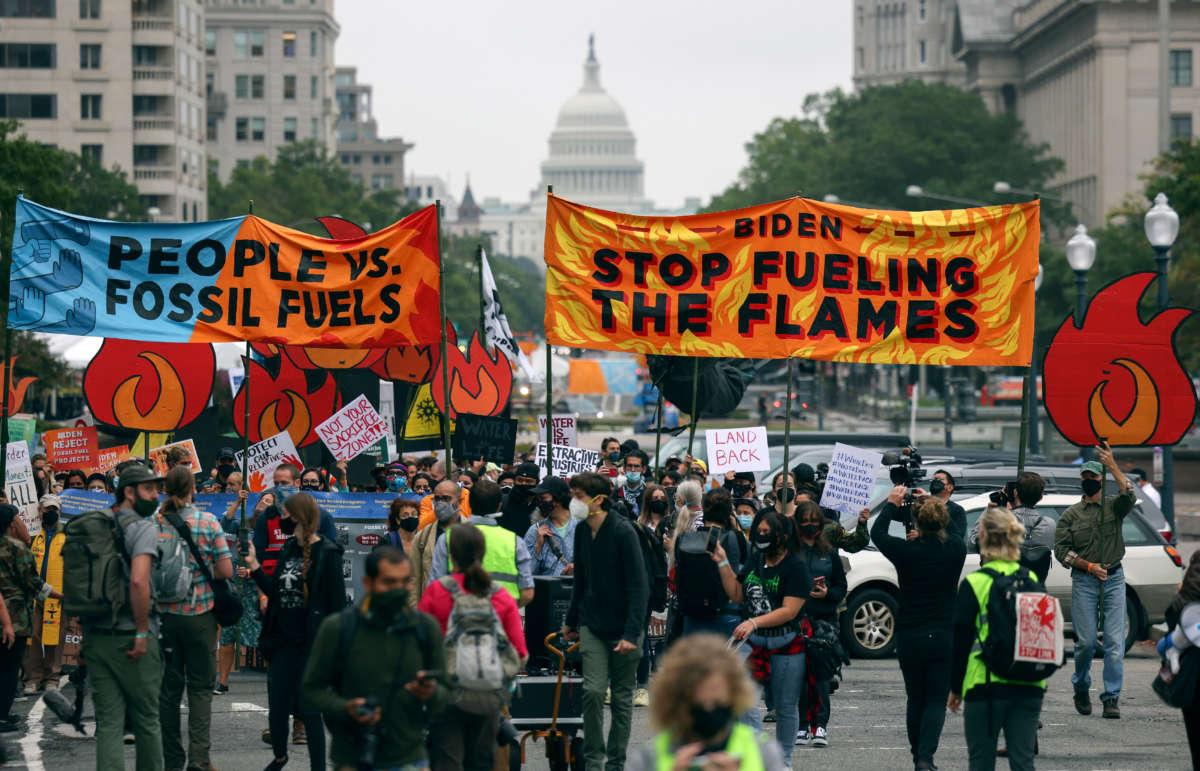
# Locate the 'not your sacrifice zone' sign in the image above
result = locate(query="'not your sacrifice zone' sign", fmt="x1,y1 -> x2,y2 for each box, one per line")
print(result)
544,195 -> 1040,365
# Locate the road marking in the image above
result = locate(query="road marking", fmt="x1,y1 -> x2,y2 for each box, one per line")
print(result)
18,693 -> 46,771
231,702 -> 268,713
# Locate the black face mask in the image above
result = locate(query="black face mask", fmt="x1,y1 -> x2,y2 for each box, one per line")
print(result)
929,478 -> 946,495
1081,478 -> 1103,497
689,704 -> 733,740
649,499 -> 668,515
216,463 -> 236,480
512,484 -> 533,499
799,523 -> 821,538
41,510 -> 59,530
754,532 -> 776,552
607,451 -> 621,464
664,486 -> 678,504
733,484 -> 752,498
279,517 -> 297,535
398,517 -> 419,533
536,499 -> 556,516
776,486 -> 796,504
301,482 -> 321,491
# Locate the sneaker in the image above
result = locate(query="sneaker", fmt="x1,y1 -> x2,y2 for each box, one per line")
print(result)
633,688 -> 649,707
123,732 -> 136,745
1073,690 -> 1092,716
1102,698 -> 1120,719
604,688 -> 610,705
292,719 -> 307,745
212,683 -> 229,695
261,728 -> 272,745
795,729 -> 810,746
763,708 -> 776,723
21,685 -> 37,696
812,727 -> 828,747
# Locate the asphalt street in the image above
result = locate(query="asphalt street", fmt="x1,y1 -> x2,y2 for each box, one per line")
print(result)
4,639 -> 1189,771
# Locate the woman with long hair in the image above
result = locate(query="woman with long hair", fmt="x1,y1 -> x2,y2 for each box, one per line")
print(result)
665,480 -> 704,559
385,496 -> 420,553
712,509 -> 810,763
245,492 -> 345,771
299,468 -> 327,492
949,506 -> 1046,771
792,501 -> 847,747
638,483 -> 670,534
627,633 -> 785,771
418,523 -> 527,771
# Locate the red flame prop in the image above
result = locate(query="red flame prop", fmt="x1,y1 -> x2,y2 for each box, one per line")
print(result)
430,323 -> 513,420
84,341 -> 214,431
1043,272 -> 1196,446
0,357 -> 37,417
370,344 -> 440,384
233,354 -> 342,447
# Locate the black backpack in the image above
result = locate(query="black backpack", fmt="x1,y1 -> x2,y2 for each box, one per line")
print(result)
673,528 -> 729,620
632,521 -> 668,613
976,567 -> 1064,682
805,618 -> 851,683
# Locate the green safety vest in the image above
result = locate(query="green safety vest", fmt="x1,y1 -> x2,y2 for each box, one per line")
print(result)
447,523 -> 520,601
962,559 -> 1047,697
653,724 -> 765,771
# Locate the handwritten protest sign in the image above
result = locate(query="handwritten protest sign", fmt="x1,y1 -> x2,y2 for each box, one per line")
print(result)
6,442 -> 39,531
235,431 -> 302,492
148,438 -> 202,476
454,415 -> 518,465
316,394 -> 390,462
537,414 -> 577,448
534,443 -> 601,480
92,445 -> 131,474
819,442 -> 883,527
705,426 -> 770,475
44,426 -> 98,470
6,416 -> 36,447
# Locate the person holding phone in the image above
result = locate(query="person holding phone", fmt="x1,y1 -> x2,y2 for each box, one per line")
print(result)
1053,442 -> 1135,720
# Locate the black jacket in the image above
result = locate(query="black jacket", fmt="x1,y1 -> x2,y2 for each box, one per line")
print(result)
566,511 -> 648,644
498,488 -> 538,535
871,503 -> 966,631
252,535 -> 346,652
796,541 -> 847,619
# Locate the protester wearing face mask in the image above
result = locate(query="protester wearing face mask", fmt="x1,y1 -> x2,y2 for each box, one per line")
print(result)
382,462 -> 408,493
712,509 -> 810,763
627,633 -> 786,771
214,448 -> 238,485
23,495 -> 66,696
409,473 -> 433,497
299,468 -> 327,493
524,477 -> 576,577
410,480 -> 463,603
598,437 -> 622,479
724,471 -> 757,502
302,547 -> 447,771
86,473 -> 109,493
1053,443 -> 1135,720
733,498 -> 758,537
499,462 -> 542,536
384,496 -> 421,554
638,484 -> 671,537
253,464 -> 337,581
927,469 -> 967,542
617,450 -> 650,518
762,472 -> 797,516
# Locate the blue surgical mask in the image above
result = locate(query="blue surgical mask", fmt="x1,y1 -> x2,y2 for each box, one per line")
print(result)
626,471 -> 642,485
387,476 -> 407,492
737,514 -> 753,530
273,485 -> 297,506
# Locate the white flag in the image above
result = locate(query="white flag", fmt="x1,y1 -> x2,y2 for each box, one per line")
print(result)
480,249 -> 540,382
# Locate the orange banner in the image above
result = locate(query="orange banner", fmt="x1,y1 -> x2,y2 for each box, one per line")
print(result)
544,195 -> 1040,365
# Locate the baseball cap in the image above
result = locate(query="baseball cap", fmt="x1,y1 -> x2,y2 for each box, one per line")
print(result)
485,462 -> 502,474
516,462 -> 541,480
1080,461 -> 1104,476
218,447 -> 236,461
531,477 -> 569,497
691,459 -> 708,474
117,464 -> 162,491
38,494 -> 60,509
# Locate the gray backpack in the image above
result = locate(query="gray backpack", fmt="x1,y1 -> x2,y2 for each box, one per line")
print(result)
438,576 -> 520,714
151,508 -> 194,605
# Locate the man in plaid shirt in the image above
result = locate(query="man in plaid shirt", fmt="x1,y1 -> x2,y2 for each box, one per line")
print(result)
157,468 -> 233,771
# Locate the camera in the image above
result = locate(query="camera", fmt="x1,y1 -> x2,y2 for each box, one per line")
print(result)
882,447 -> 926,528
355,696 -> 381,770
988,481 -> 1018,508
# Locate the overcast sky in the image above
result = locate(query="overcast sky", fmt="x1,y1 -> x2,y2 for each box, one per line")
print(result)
336,1 -> 853,209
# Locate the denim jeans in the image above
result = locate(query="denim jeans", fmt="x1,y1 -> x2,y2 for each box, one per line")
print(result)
766,651 -> 806,765
1070,566 -> 1125,701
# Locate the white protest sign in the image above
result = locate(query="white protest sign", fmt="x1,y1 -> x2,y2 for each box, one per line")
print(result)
819,442 -> 883,527
235,431 -> 302,492
5,441 -> 39,532
316,394 -> 390,462
705,426 -> 770,475
379,380 -> 397,461
537,413 -> 577,448
534,443 -> 601,480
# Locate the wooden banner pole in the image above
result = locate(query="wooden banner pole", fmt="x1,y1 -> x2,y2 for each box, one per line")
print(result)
436,201 -> 453,473
544,186 -> 554,477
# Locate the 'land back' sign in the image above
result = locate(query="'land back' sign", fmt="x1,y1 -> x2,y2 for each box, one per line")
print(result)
544,195 -> 1039,365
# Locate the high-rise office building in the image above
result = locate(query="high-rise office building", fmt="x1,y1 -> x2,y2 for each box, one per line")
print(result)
204,0 -> 337,181
333,66 -> 411,192
0,0 -> 209,221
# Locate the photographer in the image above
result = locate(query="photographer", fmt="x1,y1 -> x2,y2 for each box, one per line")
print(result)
872,487 -> 967,771
304,547 -> 447,771
928,470 -> 967,543
971,473 -> 1054,582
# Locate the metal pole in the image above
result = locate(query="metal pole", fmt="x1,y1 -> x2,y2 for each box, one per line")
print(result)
1029,334 -> 1041,456
239,339 -> 250,550
1,208 -> 9,485
476,244 -> 487,344
1074,270 -> 1089,323
544,185 -> 554,477
943,367 -> 953,448
1155,245 -> 1176,532
1017,370 -> 1031,474
653,382 -> 664,481
686,358 -> 700,458
783,357 -> 794,496
1159,0 -> 1172,154
437,201 -> 453,472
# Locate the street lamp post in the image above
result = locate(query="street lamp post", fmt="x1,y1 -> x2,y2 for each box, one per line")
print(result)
905,184 -> 988,208
1145,192 -> 1180,533
1065,224 -> 1096,322
1028,264 -> 1044,456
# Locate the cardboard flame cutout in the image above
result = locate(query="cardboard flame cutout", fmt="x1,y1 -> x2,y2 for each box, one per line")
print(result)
430,323 -> 513,420
84,340 -> 214,431
0,357 -> 37,416
1043,272 -> 1196,446
233,354 -> 342,447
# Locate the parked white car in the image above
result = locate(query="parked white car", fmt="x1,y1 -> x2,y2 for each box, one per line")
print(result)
840,492 -> 1185,659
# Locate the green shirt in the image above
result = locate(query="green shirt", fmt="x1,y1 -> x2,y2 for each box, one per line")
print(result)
1053,488 -> 1136,569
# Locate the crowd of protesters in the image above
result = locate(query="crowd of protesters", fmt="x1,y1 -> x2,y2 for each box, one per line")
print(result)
0,434 -> 1189,771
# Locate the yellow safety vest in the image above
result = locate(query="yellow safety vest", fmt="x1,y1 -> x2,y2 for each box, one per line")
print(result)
30,528 -> 65,645
963,559 -> 1047,697
448,523 -> 520,601
653,724 -> 764,771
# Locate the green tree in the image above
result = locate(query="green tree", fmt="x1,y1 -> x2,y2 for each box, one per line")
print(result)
441,232 -> 545,340
708,82 -> 1068,225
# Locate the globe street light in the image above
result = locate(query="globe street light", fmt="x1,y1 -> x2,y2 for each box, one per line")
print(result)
1065,224 -> 1096,321
993,181 -> 1065,202
1144,192 -> 1180,534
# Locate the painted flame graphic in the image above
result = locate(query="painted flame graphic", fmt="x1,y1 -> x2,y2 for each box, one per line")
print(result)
430,323 -> 513,420
1043,272 -> 1196,446
0,357 -> 37,417
233,353 -> 342,447
83,341 -> 214,431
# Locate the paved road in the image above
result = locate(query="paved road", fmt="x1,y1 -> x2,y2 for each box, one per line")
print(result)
8,641 -> 1188,771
